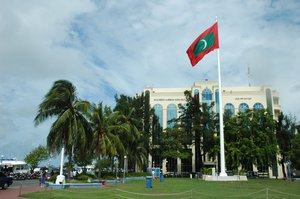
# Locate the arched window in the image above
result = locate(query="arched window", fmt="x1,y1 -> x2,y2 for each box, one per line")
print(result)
193,89 -> 199,99
215,89 -> 219,113
253,103 -> 264,110
224,103 -> 235,116
154,104 -> 163,126
202,88 -> 212,105
239,103 -> 249,113
167,104 -> 177,128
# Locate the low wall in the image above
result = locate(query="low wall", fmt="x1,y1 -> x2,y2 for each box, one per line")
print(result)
46,177 -> 146,189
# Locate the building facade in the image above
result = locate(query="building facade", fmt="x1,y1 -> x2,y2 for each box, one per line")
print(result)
144,80 -> 283,178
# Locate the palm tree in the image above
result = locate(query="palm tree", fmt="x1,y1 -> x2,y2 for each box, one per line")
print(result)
90,103 -> 124,158
114,97 -> 146,171
89,102 -> 125,177
34,80 -> 92,175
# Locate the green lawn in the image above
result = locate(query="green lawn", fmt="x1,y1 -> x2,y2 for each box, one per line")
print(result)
21,178 -> 300,199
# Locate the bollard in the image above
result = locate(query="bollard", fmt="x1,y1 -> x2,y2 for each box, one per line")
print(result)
146,176 -> 152,188
160,174 -> 164,182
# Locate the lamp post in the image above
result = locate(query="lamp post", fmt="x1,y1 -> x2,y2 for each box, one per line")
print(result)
123,155 -> 127,183
114,156 -> 119,183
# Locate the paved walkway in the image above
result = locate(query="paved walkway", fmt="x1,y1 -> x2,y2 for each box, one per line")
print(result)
0,179 -> 44,199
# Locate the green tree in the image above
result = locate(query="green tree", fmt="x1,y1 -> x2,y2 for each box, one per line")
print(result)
34,80 -> 92,176
291,132 -> 300,170
89,102 -> 123,159
94,158 -> 111,177
276,112 -> 296,178
150,111 -> 163,167
24,145 -> 49,170
159,128 -> 191,160
143,91 -> 151,155
223,109 -> 277,172
114,94 -> 147,171
251,109 -> 277,168
201,103 -> 217,163
178,90 -> 202,172
73,144 -> 94,172
177,90 -> 216,172
88,102 -> 126,177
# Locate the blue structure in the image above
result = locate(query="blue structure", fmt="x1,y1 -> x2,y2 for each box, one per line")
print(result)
147,167 -> 161,178
146,176 -> 152,188
160,173 -> 164,182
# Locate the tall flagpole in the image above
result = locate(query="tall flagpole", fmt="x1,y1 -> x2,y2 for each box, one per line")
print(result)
216,17 -> 227,177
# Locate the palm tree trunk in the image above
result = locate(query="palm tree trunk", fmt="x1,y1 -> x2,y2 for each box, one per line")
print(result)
97,156 -> 101,178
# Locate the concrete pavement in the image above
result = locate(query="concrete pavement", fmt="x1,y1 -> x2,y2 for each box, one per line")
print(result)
0,179 -> 44,199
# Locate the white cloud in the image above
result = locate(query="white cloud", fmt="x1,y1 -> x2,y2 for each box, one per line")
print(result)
0,0 -> 300,162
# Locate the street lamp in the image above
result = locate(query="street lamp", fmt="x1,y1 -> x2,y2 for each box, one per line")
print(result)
114,156 -> 119,183
123,155 -> 127,183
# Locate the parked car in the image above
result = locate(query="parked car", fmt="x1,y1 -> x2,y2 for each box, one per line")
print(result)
0,172 -> 13,189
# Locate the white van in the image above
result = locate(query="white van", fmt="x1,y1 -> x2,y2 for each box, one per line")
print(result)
0,158 -> 30,174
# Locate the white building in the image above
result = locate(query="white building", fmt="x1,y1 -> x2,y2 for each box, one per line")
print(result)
144,80 -> 283,178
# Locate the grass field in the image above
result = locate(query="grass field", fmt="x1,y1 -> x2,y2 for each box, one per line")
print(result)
21,178 -> 300,199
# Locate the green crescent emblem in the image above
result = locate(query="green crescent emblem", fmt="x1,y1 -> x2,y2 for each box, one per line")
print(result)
193,33 -> 215,57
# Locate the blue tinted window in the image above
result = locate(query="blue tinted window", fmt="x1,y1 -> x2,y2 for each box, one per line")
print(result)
202,88 -> 212,104
224,103 -> 235,116
253,103 -> 264,109
239,103 -> 249,113
154,104 -> 163,126
167,104 -> 177,128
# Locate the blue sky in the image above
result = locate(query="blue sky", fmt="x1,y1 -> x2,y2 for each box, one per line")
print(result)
0,0 -> 300,163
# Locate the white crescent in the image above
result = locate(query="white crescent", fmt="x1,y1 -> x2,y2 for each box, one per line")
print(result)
200,39 -> 207,50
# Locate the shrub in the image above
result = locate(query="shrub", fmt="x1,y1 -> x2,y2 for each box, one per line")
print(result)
49,174 -> 57,183
127,172 -> 147,177
76,173 -> 97,182
202,168 -> 212,175
76,174 -> 89,181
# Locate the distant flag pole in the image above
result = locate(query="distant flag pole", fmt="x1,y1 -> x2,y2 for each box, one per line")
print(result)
186,17 -> 227,177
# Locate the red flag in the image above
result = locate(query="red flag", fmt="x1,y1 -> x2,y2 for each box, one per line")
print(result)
186,22 -> 219,66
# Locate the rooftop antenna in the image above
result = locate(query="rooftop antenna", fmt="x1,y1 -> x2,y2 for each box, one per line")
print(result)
247,65 -> 252,87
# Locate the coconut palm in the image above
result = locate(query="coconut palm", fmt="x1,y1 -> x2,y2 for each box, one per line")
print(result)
89,102 -> 124,158
114,97 -> 146,171
34,80 -> 92,173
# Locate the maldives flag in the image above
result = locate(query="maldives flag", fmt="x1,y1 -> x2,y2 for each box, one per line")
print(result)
186,22 -> 219,66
